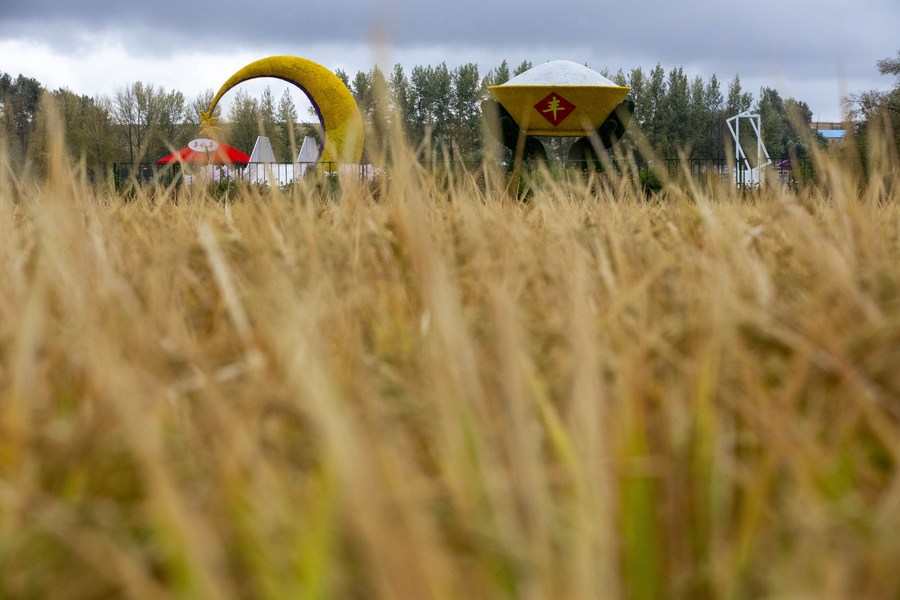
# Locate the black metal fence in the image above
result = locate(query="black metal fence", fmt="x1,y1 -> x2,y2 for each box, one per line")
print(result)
112,162 -> 374,190
113,157 -> 813,192
645,157 -> 812,183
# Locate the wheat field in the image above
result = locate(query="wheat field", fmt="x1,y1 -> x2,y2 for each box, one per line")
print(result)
1,117 -> 900,599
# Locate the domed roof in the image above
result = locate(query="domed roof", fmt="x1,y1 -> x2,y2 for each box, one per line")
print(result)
499,60 -> 617,87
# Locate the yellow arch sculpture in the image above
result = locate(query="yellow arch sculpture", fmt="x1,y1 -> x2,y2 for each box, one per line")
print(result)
201,56 -> 364,165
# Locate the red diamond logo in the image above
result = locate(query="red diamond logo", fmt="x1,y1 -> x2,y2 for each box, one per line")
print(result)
534,92 -> 576,127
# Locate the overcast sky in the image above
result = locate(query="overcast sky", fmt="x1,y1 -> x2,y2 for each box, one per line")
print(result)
2,0 -> 898,122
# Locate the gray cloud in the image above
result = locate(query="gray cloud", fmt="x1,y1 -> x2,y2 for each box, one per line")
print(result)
4,0 -> 894,57
2,0 -> 898,119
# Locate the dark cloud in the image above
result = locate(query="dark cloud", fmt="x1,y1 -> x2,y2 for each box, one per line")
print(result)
5,0 -> 894,60
2,0 -> 898,119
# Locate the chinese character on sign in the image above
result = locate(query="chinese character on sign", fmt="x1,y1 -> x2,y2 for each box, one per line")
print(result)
189,138 -> 220,153
534,92 -> 576,127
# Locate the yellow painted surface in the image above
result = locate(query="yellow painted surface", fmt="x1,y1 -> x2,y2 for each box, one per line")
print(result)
490,85 -> 630,137
204,56 -> 364,164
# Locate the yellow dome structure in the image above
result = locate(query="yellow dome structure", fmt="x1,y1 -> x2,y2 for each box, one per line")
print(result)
489,60 -> 630,137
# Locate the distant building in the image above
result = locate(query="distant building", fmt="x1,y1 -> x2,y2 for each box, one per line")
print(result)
811,121 -> 848,142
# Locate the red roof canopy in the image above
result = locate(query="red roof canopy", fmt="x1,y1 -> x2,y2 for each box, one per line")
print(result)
157,139 -> 251,164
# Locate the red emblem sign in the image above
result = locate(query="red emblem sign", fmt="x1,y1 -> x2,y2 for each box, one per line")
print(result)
534,92 -> 576,127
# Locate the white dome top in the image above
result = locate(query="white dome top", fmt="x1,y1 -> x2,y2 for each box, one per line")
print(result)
499,60 -> 618,87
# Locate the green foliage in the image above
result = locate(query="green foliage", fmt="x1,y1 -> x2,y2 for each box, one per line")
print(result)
627,67 -> 646,115
660,67 -> 690,157
847,49 -> 900,153
110,81 -> 189,163
225,88 -> 261,158
333,68 -> 351,89
513,60 -> 533,76
390,64 -> 412,129
405,62 -> 455,156
626,66 -> 770,162
276,88 -> 300,161
483,60 -> 511,87
757,87 -> 821,160
451,63 -> 483,159
208,173 -> 240,199
350,66 -> 394,162
258,86 -> 279,157
642,64 -> 667,149
0,73 -> 43,168
0,54 -> 857,175
639,167 -> 663,193
189,89 -> 218,129
703,75 -> 726,158
35,89 -> 119,180
726,74 -> 754,116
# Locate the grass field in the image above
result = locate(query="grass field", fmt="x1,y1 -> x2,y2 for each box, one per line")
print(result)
2,119 -> 900,599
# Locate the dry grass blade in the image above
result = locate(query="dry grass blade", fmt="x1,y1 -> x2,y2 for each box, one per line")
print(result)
1,106 -> 900,598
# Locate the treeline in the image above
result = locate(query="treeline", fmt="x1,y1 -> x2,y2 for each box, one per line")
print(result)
0,73 -> 202,179
622,65 -> 820,160
846,50 -> 900,152
225,60 -> 825,164
0,59 -> 848,177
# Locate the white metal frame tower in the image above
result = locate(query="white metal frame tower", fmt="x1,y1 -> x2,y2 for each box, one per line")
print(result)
726,110 -> 771,186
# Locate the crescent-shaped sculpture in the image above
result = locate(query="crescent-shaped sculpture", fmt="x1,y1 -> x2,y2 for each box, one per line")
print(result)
202,56 -> 364,165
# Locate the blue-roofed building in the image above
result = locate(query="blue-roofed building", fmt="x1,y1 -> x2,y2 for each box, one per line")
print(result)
819,129 -> 846,140
811,121 -> 848,142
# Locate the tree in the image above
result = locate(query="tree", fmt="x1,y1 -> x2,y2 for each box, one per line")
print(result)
877,51 -> 900,80
513,60 -> 533,77
370,66 -> 391,120
725,75 -> 753,116
258,86 -> 279,155
351,70 -> 373,120
642,64 -> 667,150
390,63 -> 412,138
111,81 -> 187,163
721,75 -> 757,161
49,88 -> 118,179
783,98 -> 817,157
430,63 -> 453,151
483,60 -> 511,87
847,49 -> 900,150
408,65 -> 431,145
189,90 -> 218,131
350,66 -> 394,161
0,73 -> 43,168
756,87 -> 820,159
370,66 -> 394,157
704,75 -> 726,159
334,69 -> 351,90
277,88 -> 299,161
660,66 -> 690,156
111,82 -> 146,163
757,87 -> 785,158
157,89 -> 188,154
225,88 -> 260,155
409,64 -> 454,152
627,66 -> 648,130
687,75 -> 709,157
451,63 -> 482,159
